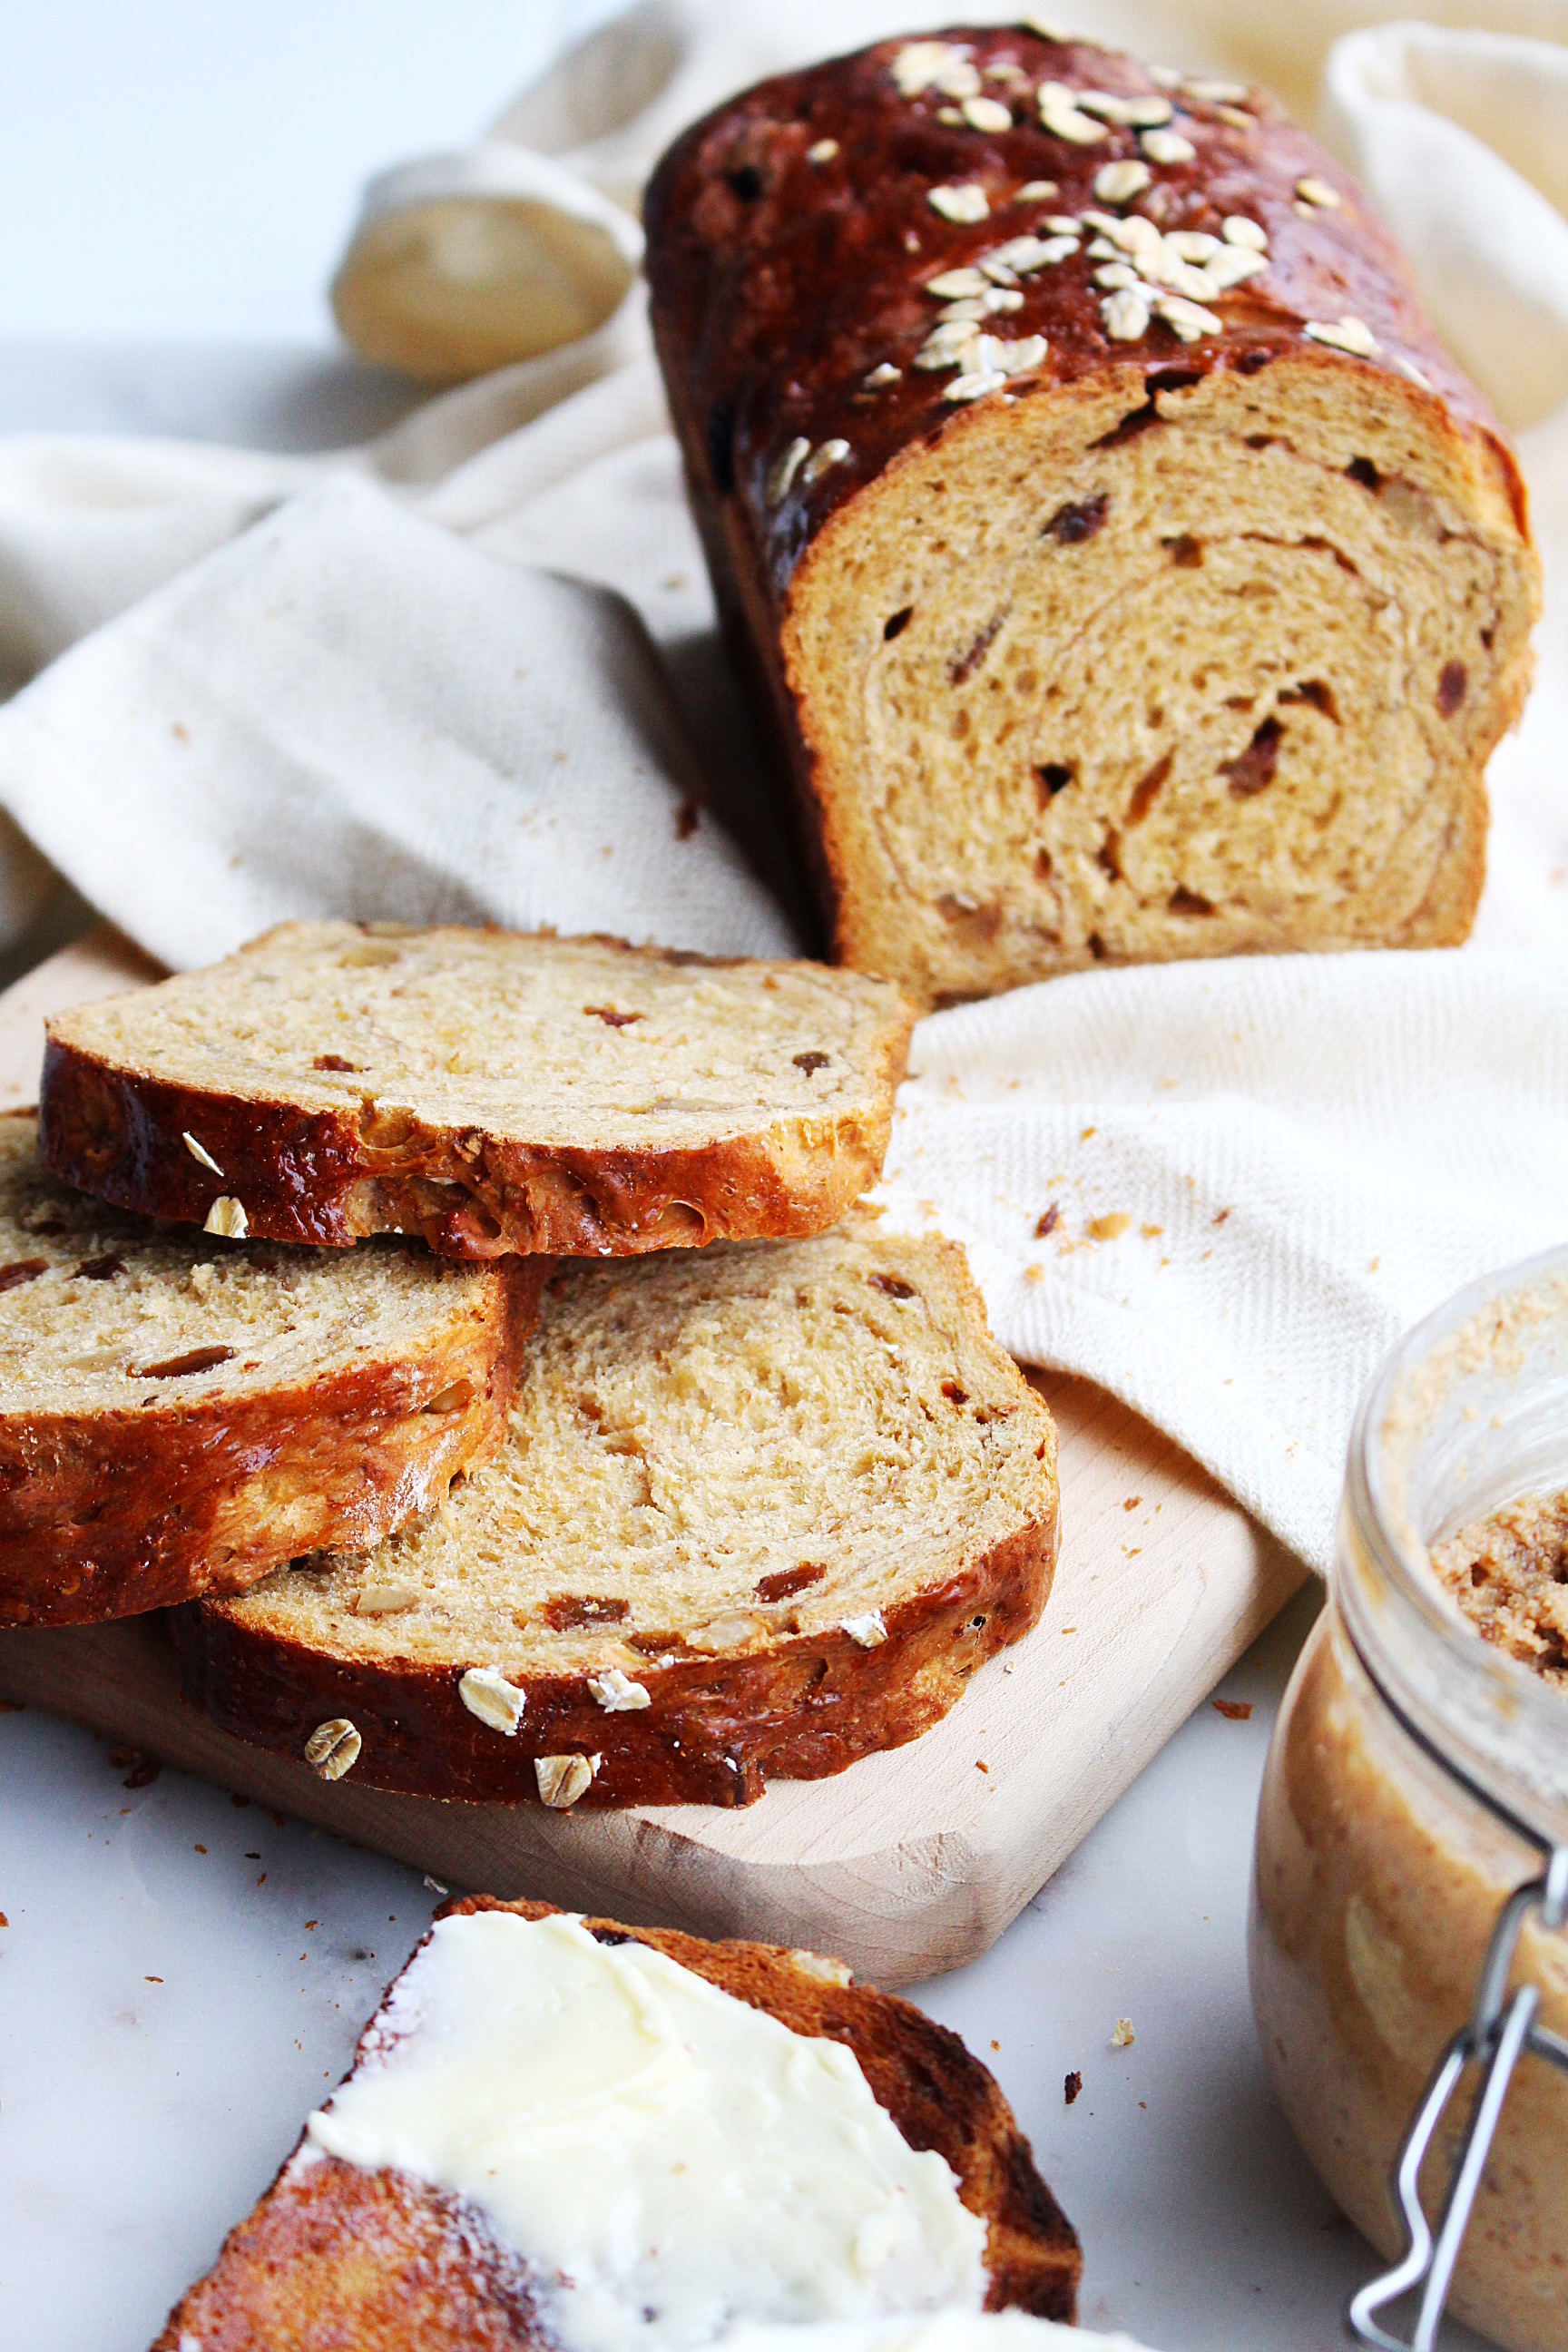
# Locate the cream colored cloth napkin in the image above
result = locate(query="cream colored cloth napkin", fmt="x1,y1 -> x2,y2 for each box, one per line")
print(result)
0,0 -> 1565,1568
0,469 -> 795,971
881,951 -> 1568,1566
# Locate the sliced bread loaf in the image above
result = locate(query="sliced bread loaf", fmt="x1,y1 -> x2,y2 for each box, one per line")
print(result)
176,1214 -> 1058,1805
40,923 -> 915,1258
152,1896 -> 1081,2351
646,29 -> 1539,1007
0,1111 -> 540,1626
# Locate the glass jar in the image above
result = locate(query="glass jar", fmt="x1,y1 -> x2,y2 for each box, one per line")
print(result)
1250,1245 -> 1568,2352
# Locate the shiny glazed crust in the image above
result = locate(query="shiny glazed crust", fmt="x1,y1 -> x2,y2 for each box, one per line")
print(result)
38,1039 -> 906,1259
174,1516 -> 1056,1807
0,1259 -> 546,1628
644,27 -> 1537,1000
151,1896 -> 1082,2349
38,931 -> 916,1260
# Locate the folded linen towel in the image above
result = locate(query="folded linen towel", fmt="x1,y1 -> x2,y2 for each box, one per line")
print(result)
0,471 -> 796,973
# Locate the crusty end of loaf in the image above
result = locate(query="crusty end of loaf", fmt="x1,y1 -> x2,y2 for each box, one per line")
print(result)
39,928 -> 916,1257
175,1219 -> 1059,1807
781,351 -> 1536,1008
152,1896 -> 1080,2351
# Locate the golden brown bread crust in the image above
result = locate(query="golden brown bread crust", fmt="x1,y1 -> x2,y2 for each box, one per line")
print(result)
0,1255 -> 542,1625
38,1035 -> 905,1259
646,29 -> 1523,582
174,1516 -> 1055,1807
38,932 -> 916,1260
151,2158 -> 545,2351
151,1896 -> 1081,2350
644,26 -> 1536,990
0,1094 -> 549,1630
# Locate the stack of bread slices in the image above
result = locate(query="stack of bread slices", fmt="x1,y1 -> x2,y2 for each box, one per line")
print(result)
14,919 -> 1061,1810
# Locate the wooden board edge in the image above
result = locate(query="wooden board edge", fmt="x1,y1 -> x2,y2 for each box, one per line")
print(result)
0,1528 -> 1304,1990
0,924 -> 162,1109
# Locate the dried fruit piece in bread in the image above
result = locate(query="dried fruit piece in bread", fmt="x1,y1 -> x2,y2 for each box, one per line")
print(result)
40,923 -> 915,1258
176,1214 -> 1059,1804
151,1896 -> 1081,2351
0,1111 -> 540,1626
645,29 -> 1541,1008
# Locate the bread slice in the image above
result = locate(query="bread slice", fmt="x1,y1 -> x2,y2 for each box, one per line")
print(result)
0,1110 -> 541,1626
39,923 -> 915,1258
151,1896 -> 1081,2351
175,1214 -> 1058,1805
645,29 -> 1540,1008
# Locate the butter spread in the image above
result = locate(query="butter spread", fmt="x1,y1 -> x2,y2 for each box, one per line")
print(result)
717,2317 -> 1153,2352
307,1911 -> 988,2352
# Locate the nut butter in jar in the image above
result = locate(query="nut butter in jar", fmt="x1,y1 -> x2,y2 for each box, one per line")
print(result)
1250,1247 -> 1568,2352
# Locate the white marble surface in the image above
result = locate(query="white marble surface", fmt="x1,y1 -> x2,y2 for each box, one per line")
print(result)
5,1584 -> 1400,2352
0,16 -> 1466,2350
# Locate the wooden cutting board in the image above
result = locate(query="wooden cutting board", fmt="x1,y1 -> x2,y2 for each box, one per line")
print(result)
0,928 -> 1304,1987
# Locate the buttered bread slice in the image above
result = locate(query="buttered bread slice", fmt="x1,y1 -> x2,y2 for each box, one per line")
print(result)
40,923 -> 915,1259
0,1112 -> 540,1626
177,1215 -> 1058,1805
152,1898 -> 1081,2350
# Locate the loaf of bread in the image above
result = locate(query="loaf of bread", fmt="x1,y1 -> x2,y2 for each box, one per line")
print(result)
0,1112 -> 539,1627
645,28 -> 1540,1008
152,1896 -> 1081,2350
41,923 -> 914,1256
176,1213 -> 1058,1806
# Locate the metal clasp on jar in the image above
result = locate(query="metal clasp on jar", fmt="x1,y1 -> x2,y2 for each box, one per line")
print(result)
1349,1842 -> 1568,2352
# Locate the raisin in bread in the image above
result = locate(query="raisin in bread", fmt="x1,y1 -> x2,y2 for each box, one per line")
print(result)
41,923 -> 914,1257
152,1897 -> 1081,2352
175,1213 -> 1058,1805
645,28 -> 1540,1009
0,1111 -> 539,1626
